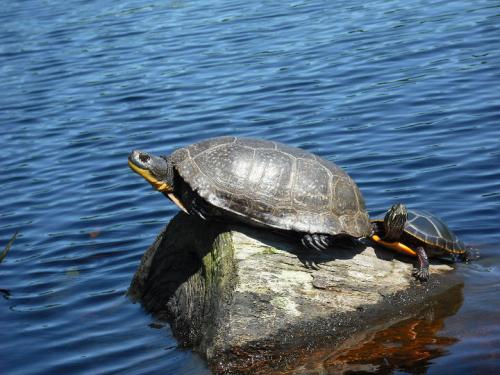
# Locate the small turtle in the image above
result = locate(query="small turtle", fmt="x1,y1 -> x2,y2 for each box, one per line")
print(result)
371,203 -> 470,281
128,136 -> 371,250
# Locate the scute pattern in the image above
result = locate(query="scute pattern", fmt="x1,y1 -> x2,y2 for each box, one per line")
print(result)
292,159 -> 330,211
405,210 -> 466,253
333,177 -> 360,215
171,137 -> 370,237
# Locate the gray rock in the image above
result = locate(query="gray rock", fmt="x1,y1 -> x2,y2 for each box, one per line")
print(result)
129,212 -> 462,374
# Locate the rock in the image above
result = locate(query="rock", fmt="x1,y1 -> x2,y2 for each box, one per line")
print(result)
128,212 -> 462,374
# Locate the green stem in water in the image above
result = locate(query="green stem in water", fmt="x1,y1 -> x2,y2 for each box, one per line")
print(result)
0,231 -> 18,264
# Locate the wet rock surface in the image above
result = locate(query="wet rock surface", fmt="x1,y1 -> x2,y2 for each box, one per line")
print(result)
129,212 -> 462,374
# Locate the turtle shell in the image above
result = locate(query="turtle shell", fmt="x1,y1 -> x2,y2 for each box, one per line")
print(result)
404,210 -> 467,254
170,136 -> 370,237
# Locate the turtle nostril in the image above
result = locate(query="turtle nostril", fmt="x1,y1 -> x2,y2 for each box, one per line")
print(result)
139,153 -> 150,163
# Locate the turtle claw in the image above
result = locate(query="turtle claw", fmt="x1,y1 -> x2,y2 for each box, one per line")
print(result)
301,234 -> 321,251
299,235 -> 324,269
412,267 -> 429,282
305,259 -> 320,270
301,234 -> 333,252
318,235 -> 331,249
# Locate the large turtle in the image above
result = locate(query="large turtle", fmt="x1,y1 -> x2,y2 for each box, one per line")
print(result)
371,203 -> 470,281
128,136 -> 371,250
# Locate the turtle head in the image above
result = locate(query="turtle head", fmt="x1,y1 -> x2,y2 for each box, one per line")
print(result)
128,150 -> 174,193
383,203 -> 408,242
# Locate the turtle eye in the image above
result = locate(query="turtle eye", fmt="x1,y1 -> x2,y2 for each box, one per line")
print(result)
139,153 -> 150,163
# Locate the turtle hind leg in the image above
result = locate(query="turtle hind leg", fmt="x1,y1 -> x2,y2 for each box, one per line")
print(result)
462,247 -> 479,262
301,233 -> 334,251
412,246 -> 430,282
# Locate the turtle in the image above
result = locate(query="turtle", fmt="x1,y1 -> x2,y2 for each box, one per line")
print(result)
371,203 -> 470,281
128,136 -> 371,251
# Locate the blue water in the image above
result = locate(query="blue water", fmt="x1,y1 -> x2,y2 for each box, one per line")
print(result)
1,0 -> 499,373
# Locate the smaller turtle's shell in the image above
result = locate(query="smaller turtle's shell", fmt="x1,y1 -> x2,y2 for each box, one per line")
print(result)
404,210 -> 466,254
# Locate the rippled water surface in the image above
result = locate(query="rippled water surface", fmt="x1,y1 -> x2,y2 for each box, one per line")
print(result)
1,0 -> 499,374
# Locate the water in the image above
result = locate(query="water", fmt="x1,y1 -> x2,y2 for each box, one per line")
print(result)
1,0 -> 499,373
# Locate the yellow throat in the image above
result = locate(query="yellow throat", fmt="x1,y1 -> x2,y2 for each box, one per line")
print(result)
128,160 -> 188,213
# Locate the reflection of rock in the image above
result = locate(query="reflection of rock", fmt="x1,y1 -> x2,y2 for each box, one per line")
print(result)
129,213 -> 463,374
288,284 -> 463,375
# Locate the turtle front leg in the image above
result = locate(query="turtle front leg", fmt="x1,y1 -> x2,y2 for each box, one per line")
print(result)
412,246 -> 430,282
188,196 -> 210,220
301,233 -> 333,251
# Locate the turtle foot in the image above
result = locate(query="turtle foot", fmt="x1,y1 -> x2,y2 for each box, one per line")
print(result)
412,267 -> 429,282
304,259 -> 320,270
301,234 -> 333,251
413,246 -> 430,282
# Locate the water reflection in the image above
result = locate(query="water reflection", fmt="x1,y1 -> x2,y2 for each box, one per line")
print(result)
279,284 -> 463,375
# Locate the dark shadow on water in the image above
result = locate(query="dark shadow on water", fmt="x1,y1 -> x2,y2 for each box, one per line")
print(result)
0,288 -> 11,299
